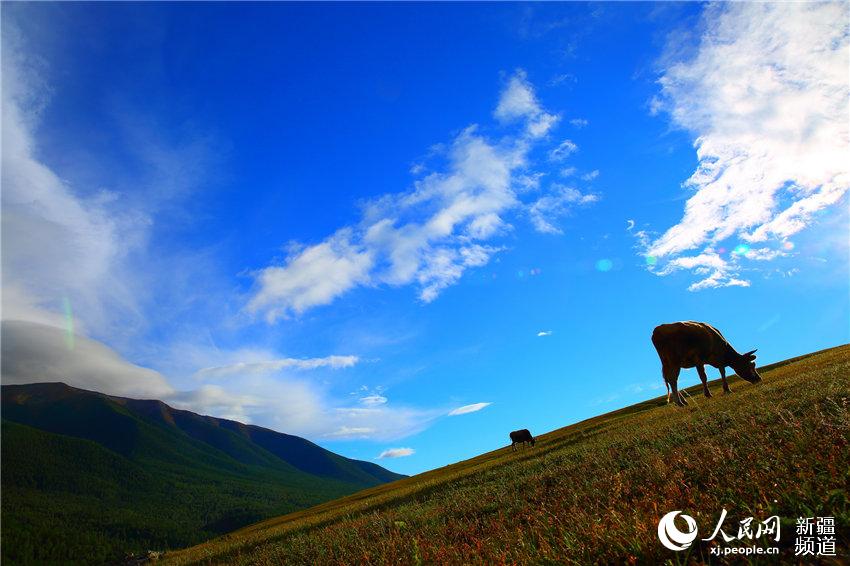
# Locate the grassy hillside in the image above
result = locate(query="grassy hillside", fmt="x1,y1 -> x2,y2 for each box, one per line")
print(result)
1,383 -> 404,565
165,344 -> 849,565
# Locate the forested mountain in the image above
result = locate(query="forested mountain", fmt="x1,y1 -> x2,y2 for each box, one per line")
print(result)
1,382 -> 404,564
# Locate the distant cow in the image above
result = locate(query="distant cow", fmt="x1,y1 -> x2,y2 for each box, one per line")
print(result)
509,429 -> 535,451
651,321 -> 762,407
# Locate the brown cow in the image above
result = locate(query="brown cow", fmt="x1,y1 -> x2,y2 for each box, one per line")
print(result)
651,321 -> 762,407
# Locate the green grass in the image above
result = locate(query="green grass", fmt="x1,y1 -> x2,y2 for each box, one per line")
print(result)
164,344 -> 850,565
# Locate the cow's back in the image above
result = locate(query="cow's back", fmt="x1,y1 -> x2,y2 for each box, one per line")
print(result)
652,321 -> 728,368
510,429 -> 531,442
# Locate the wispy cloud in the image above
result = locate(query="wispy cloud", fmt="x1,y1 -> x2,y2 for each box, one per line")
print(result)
569,118 -> 588,128
448,402 -> 491,416
581,169 -> 599,182
1,21 -> 221,350
325,427 -> 376,439
537,330 -> 553,337
247,70 -> 589,321
1,34 -> 147,335
195,355 -> 359,379
376,447 -> 415,459
530,185 -> 599,234
549,139 -> 578,161
359,394 -> 388,407
643,2 -> 849,290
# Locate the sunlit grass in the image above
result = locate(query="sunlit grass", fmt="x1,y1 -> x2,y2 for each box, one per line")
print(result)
164,345 -> 849,565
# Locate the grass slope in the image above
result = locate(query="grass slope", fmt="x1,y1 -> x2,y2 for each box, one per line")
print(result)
1,383 -> 404,565
165,345 -> 850,565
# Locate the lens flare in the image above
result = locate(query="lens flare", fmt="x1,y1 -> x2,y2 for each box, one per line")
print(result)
782,241 -> 795,251
63,297 -> 75,351
733,244 -> 750,255
595,259 -> 613,272
645,255 -> 657,266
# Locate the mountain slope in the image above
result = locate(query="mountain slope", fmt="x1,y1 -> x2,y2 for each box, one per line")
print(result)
164,344 -> 850,565
0,383 -> 405,565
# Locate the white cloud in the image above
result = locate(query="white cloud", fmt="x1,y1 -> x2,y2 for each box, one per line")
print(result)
581,169 -> 599,181
247,229 -> 374,322
569,118 -> 589,128
530,185 -> 599,235
537,330 -> 553,337
549,139 -> 578,161
376,447 -> 415,459
743,247 -> 786,262
560,166 -> 577,178
448,402 -> 491,416
656,252 -> 751,291
359,394 -> 388,407
493,69 -> 560,138
195,355 -> 360,379
247,71 -> 590,321
645,3 -> 850,289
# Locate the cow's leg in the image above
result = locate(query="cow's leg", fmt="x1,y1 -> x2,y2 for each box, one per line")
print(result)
697,365 -> 712,398
663,365 -> 686,407
511,441 -> 517,452
720,367 -> 732,394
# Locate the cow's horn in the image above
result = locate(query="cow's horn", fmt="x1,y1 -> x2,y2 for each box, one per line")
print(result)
743,349 -> 757,357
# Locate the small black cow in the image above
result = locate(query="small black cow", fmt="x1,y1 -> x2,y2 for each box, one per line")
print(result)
509,429 -> 535,451
652,321 -> 762,407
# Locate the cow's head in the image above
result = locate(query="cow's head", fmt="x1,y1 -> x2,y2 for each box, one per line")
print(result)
731,349 -> 762,383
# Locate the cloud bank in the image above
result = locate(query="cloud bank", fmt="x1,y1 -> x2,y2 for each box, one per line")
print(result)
1,320 -> 174,399
2,320 -> 439,441
644,2 -> 849,290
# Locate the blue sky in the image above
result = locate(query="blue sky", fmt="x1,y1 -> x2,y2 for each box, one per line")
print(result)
2,2 -> 848,475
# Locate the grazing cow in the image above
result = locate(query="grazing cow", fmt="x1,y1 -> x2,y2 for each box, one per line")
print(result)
509,429 -> 536,451
651,321 -> 762,407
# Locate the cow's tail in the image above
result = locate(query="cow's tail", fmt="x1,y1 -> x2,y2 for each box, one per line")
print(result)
665,380 -> 670,404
